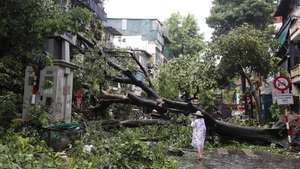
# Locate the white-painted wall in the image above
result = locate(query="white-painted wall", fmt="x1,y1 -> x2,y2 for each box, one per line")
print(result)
112,35 -> 164,65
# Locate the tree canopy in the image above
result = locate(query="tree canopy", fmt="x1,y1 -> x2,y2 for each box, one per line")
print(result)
211,25 -> 274,88
164,13 -> 205,57
0,0 -> 93,127
0,0 -> 92,93
156,54 -> 218,105
206,0 -> 275,37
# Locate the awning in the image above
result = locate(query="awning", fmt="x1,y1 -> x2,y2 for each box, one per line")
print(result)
276,17 -> 292,46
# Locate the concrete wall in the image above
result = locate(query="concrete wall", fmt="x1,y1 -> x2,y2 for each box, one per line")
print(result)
23,39 -> 74,123
105,18 -> 165,46
39,66 -> 73,123
22,67 -> 36,121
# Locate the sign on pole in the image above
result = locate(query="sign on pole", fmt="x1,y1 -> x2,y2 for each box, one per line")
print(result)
277,93 -> 294,105
273,75 -> 294,148
273,75 -> 291,92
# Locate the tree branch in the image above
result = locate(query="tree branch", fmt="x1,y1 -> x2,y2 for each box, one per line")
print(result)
130,50 -> 154,87
106,58 -> 160,99
102,119 -> 168,128
104,49 -> 154,87
105,75 -> 133,84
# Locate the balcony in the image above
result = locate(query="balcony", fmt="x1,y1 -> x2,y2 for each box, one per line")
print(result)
290,64 -> 300,83
290,19 -> 300,41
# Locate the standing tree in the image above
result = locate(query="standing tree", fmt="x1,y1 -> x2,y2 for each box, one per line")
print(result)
207,0 -> 276,119
211,25 -> 276,119
160,13 -> 211,103
164,13 -> 205,57
156,54 -> 218,107
206,0 -> 275,38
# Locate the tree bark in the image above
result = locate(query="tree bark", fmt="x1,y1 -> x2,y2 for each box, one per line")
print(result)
96,92 -> 287,146
101,119 -> 168,128
94,49 -> 289,147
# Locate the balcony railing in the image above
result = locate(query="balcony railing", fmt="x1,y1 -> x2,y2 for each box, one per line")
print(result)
290,64 -> 300,78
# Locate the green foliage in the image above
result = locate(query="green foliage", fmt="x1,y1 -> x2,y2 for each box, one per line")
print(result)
164,12 -> 205,57
227,118 -> 272,128
0,92 -> 22,128
156,54 -> 218,105
0,122 -> 182,169
66,7 -> 92,33
0,0 -> 95,128
207,0 -> 275,37
64,122 -> 180,169
0,56 -> 26,94
0,130 -> 65,169
222,88 -> 237,104
211,25 -> 275,86
30,105 -> 51,127
0,0 -> 94,121
1,0 -> 65,56
269,103 -> 283,121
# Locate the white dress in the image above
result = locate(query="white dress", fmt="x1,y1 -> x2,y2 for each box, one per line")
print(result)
191,118 -> 206,148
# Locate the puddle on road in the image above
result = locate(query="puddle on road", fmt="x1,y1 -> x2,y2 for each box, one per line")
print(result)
174,149 -> 300,169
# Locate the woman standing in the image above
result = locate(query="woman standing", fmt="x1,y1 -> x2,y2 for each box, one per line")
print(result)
191,111 -> 206,160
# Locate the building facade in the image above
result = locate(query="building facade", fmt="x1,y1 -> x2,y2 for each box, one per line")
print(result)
104,18 -> 170,68
274,0 -> 300,113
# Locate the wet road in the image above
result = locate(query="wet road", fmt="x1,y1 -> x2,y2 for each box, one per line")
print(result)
175,148 -> 300,169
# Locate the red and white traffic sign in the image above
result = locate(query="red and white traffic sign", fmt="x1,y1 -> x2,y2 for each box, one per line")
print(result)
273,75 -> 294,148
273,75 -> 291,92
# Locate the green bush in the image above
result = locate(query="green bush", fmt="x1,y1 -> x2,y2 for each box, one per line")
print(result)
0,129 -> 64,169
269,103 -> 283,122
0,92 -> 22,128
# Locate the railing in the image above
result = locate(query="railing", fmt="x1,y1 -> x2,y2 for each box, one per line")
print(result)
290,64 -> 300,78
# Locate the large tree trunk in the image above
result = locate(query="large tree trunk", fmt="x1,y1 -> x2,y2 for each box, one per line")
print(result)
96,92 -> 287,147
91,49 -> 290,148
102,119 -> 168,128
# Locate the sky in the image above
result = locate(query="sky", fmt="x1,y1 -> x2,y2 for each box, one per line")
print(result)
104,0 -> 214,41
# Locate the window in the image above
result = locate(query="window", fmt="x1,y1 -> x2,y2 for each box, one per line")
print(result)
122,19 -> 127,30
118,36 -> 122,42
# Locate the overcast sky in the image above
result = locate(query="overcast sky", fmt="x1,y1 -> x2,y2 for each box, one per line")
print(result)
104,0 -> 214,41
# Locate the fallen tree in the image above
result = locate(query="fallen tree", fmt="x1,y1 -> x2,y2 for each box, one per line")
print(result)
84,49 -> 291,148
